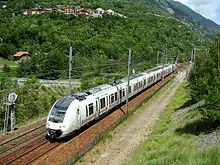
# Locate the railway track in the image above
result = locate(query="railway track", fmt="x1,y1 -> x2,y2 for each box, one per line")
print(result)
0,124 -> 62,165
0,136 -> 61,165
0,125 -> 45,155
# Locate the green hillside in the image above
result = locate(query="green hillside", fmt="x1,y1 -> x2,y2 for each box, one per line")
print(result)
142,0 -> 220,35
0,0 -> 206,80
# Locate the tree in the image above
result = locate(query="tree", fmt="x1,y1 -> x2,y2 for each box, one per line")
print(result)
38,48 -> 67,79
189,33 -> 220,121
3,64 -> 11,73
0,44 -> 15,59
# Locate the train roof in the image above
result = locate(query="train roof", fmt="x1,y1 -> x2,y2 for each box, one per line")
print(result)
86,84 -> 113,95
55,97 -> 75,109
72,92 -> 87,101
72,84 -> 114,101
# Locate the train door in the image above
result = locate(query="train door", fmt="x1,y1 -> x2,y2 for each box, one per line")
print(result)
76,108 -> 81,129
95,98 -> 99,117
106,95 -> 109,110
119,88 -> 122,103
99,96 -> 107,115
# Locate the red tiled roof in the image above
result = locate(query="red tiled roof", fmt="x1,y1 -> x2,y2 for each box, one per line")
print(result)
13,52 -> 31,57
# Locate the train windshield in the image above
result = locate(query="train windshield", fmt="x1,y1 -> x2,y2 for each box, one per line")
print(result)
49,97 -> 75,123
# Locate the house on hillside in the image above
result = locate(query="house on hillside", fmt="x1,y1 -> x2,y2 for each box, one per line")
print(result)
106,9 -> 114,15
63,8 -> 75,14
23,8 -> 54,15
13,52 -> 31,62
23,8 -> 41,14
95,8 -> 104,15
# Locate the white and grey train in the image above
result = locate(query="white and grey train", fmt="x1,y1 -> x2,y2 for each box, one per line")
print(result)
46,64 -> 176,138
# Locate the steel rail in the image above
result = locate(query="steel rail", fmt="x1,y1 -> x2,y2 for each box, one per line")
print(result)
0,130 -> 45,155
0,124 -> 45,147
3,139 -> 49,165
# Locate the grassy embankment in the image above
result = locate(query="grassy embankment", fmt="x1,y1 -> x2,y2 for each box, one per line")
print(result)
14,85 -> 74,128
0,59 -> 18,74
128,83 -> 220,165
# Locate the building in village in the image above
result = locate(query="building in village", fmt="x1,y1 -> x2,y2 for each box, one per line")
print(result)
13,52 -> 31,62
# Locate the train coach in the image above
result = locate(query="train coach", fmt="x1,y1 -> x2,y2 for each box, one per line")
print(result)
46,64 -> 176,138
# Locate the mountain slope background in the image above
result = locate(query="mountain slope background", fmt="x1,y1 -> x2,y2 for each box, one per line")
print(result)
143,0 -> 220,34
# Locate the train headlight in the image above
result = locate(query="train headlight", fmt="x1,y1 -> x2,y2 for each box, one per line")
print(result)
63,125 -> 66,128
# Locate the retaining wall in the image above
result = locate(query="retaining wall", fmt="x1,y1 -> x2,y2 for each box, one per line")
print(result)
33,75 -> 173,165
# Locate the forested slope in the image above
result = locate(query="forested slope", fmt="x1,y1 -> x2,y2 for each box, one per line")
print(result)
0,0 -> 205,80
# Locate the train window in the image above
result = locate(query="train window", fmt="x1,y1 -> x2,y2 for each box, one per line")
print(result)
86,106 -> 88,117
120,90 -> 122,98
100,98 -> 105,109
144,79 -> 146,86
96,101 -> 98,111
88,103 -> 93,115
115,92 -> 117,101
111,94 -> 114,103
133,84 -> 136,90
122,89 -> 125,97
129,86 -> 131,93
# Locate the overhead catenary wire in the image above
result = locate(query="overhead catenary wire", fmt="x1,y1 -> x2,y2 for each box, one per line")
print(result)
38,58 -> 160,74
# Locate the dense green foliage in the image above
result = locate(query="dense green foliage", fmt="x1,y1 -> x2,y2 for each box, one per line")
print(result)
189,34 -> 220,121
0,75 -> 69,129
167,0 -> 220,30
128,83 -> 220,165
144,0 -> 220,36
0,0 -> 204,80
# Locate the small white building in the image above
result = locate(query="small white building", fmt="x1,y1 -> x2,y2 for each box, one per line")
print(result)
2,5 -> 7,9
95,8 -> 104,15
106,9 -> 114,15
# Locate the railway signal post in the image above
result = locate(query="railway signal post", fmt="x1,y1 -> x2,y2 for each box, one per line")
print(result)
162,46 -> 166,80
4,92 -> 18,133
126,49 -> 131,114
68,46 -> 73,97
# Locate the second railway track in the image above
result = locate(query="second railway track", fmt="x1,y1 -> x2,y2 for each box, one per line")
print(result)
0,137 -> 61,165
0,124 -> 62,165
0,125 -> 46,155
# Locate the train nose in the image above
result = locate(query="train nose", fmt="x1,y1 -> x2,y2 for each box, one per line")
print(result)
47,129 -> 63,138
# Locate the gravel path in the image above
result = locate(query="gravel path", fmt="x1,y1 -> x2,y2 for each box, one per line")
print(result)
197,129 -> 220,149
76,71 -> 186,165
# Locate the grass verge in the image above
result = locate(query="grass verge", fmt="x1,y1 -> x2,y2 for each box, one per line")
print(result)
127,83 -> 220,165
